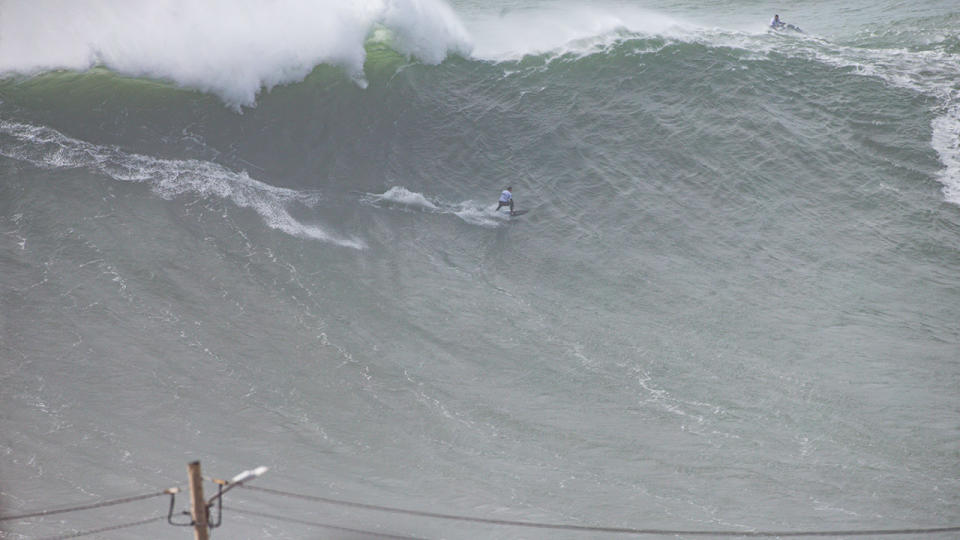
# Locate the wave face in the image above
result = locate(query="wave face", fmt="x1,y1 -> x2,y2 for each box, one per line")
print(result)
2,1 -> 959,538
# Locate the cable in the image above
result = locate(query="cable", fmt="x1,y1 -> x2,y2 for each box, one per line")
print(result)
240,485 -> 960,537
34,515 -> 166,540
0,490 -> 174,522
225,506 -> 424,540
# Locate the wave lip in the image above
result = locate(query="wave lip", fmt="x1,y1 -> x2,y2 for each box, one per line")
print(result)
0,0 -> 472,108
0,120 -> 365,248
464,4 -> 688,62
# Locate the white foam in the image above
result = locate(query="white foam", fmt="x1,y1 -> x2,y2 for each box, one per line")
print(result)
382,0 -> 470,65
452,202 -> 510,228
367,186 -> 439,210
0,0 -> 471,108
0,120 -> 365,248
931,106 -> 960,205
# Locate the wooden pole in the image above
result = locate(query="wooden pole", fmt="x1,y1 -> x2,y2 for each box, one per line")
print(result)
187,461 -> 210,540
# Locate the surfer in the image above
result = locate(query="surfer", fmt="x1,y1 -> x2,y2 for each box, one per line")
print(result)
770,14 -> 802,32
496,186 -> 515,214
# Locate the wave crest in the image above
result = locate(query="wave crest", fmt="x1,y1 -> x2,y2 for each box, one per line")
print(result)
0,0 -> 471,108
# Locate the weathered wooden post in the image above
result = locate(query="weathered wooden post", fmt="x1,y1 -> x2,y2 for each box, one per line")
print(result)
187,461 -> 209,540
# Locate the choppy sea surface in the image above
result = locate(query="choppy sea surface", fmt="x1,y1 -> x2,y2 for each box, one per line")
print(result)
1,1 -> 958,538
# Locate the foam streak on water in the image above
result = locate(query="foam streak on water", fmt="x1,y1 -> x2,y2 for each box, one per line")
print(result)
0,120 -> 365,248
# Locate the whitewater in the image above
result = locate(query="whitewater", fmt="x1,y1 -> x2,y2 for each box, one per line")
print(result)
1,1 -> 958,538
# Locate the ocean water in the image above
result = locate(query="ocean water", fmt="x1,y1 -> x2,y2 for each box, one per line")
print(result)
1,1 -> 958,538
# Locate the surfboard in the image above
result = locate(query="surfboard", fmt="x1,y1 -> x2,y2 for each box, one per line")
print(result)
510,209 -> 529,216
772,23 -> 803,33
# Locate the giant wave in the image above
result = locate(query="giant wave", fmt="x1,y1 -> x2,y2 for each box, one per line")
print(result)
2,2 -> 960,539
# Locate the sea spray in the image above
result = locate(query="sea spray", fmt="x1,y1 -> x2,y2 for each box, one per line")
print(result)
0,0 -> 471,108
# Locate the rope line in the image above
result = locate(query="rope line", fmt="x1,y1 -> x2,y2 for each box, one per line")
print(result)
225,506 -> 424,540
0,490 -> 173,522
240,485 -> 960,537
34,515 -> 166,540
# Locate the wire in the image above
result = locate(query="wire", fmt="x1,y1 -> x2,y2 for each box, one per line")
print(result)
34,515 -> 167,540
0,490 -> 174,522
240,485 -> 960,537
224,506 -> 424,540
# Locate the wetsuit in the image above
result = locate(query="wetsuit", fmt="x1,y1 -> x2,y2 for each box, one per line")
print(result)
497,190 -> 514,212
